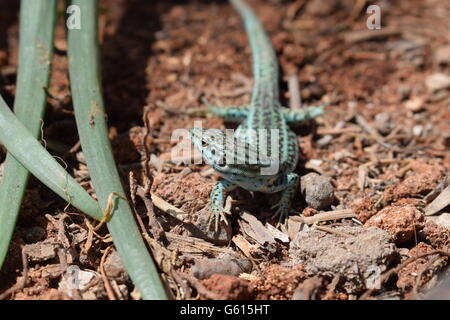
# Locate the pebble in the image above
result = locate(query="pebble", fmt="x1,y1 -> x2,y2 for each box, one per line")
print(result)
305,0 -> 339,16
300,173 -> 334,210
192,256 -> 252,280
425,73 -> 450,93
412,125 -> 423,137
375,112 -> 394,135
404,97 -> 424,112
434,45 -> 450,65
397,84 -> 412,101
104,250 -> 130,283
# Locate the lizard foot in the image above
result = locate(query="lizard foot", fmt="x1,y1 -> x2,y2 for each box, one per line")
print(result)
270,202 -> 290,227
207,209 -> 230,232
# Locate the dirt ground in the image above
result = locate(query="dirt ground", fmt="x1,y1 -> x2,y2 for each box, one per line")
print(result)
0,0 -> 450,300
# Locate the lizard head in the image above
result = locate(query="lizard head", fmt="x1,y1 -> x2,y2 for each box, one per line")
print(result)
189,128 -> 227,169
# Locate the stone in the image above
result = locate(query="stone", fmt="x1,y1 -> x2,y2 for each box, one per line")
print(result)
375,112 -> 394,135
300,173 -> 334,210
425,73 -> 450,93
289,225 -> 398,293
434,45 -> 450,65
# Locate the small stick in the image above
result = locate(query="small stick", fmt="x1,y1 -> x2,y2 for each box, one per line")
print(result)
0,246 -> 29,300
99,245 -> 117,300
287,74 -> 302,110
360,249 -> 450,299
315,225 -> 353,238
292,209 -> 355,225
413,254 -> 443,296
175,271 -> 222,300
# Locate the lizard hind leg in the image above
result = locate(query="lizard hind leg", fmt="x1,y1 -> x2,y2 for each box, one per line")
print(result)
208,105 -> 250,123
283,105 -> 325,125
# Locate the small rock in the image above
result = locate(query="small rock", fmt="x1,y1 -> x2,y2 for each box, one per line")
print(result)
317,134 -> 333,147
300,173 -> 334,210
289,225 -> 398,293
404,97 -> 424,112
434,45 -> 450,65
375,112 -> 394,135
365,205 -> 425,244
104,250 -> 130,284
305,0 -> 339,17
425,73 -> 450,93
412,125 -> 423,136
397,84 -> 411,101
23,239 -> 56,262
420,220 -> 450,249
202,274 -> 253,300
192,256 -> 252,280
332,149 -> 354,161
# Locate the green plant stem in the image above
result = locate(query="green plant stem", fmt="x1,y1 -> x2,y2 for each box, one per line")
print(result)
0,95 -> 104,219
67,0 -> 168,300
0,0 -> 57,268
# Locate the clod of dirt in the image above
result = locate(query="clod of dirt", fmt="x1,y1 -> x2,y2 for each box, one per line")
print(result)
202,274 -> 253,300
151,172 -> 214,213
289,226 -> 398,293
383,161 -> 444,202
351,197 -> 378,223
375,112 -> 394,136
425,73 -> 450,93
249,264 -> 307,300
365,205 -> 425,244
300,173 -> 334,210
23,239 -> 56,262
420,220 -> 450,249
434,45 -> 450,65
104,250 -> 130,284
396,242 -> 448,291
191,256 -> 252,280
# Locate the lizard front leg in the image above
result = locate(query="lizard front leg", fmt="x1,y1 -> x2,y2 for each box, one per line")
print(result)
271,173 -> 299,224
209,180 -> 238,231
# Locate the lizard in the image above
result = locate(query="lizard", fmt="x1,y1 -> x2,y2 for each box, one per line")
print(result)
189,0 -> 325,230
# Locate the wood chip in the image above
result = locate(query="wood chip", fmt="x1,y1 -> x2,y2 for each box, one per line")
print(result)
425,185 -> 450,216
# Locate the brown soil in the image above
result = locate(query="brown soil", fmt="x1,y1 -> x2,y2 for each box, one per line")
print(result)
0,0 -> 449,300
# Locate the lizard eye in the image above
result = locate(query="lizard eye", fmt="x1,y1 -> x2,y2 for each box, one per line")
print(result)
201,140 -> 207,147
217,160 -> 227,168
